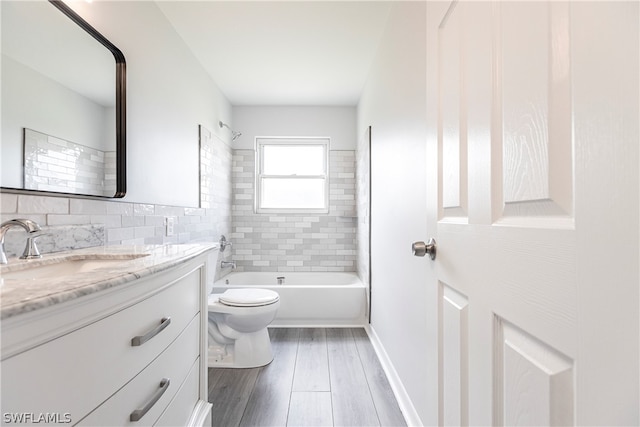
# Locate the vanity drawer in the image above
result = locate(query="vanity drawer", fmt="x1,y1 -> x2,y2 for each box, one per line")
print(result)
155,358 -> 201,427
76,315 -> 200,426
1,266 -> 202,424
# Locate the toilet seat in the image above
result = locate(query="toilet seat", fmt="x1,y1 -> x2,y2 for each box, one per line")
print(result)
218,288 -> 280,307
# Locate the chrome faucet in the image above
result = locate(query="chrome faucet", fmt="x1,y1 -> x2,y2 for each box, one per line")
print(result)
0,219 -> 42,264
220,260 -> 236,269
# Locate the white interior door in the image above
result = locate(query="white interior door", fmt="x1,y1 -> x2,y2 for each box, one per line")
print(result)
425,1 -> 638,425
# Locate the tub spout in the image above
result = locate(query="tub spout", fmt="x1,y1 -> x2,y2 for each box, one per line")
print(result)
221,260 -> 236,269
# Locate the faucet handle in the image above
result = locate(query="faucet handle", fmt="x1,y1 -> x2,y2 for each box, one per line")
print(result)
20,234 -> 46,260
219,235 -> 233,252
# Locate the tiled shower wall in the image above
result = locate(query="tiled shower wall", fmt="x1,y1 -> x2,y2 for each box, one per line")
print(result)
0,133 -> 233,270
356,128 -> 371,287
231,149 -> 357,272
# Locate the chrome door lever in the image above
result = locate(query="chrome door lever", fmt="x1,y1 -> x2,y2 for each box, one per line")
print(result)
412,238 -> 437,260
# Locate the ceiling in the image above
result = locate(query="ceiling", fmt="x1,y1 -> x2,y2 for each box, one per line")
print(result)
156,1 -> 393,106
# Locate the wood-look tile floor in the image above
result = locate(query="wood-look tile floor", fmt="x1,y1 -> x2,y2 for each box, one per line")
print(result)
208,328 -> 407,427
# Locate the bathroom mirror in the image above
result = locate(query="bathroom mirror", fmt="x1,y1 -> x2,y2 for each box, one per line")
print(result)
1,0 -> 126,198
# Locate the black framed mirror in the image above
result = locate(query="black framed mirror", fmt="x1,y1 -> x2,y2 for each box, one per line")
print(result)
1,0 -> 126,198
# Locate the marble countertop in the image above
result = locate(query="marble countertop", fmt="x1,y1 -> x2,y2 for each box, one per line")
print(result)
0,243 -> 217,320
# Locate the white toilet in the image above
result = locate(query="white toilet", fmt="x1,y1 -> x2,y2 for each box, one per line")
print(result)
207,288 -> 280,368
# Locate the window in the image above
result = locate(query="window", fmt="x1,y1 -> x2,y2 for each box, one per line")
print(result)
256,138 -> 329,213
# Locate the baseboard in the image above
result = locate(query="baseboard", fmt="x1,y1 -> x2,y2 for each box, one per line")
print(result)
268,323 -> 366,328
364,324 -> 423,427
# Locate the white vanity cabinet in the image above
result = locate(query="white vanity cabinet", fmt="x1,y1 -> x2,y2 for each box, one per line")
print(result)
0,248 -> 213,427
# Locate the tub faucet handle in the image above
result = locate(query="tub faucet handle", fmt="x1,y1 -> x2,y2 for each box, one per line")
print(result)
219,235 -> 233,252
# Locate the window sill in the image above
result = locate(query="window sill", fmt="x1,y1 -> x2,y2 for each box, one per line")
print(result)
256,208 -> 330,215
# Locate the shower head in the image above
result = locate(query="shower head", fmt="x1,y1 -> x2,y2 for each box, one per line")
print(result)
219,121 -> 242,142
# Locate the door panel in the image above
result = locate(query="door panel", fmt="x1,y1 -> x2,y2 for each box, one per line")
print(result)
440,284 -> 468,427
439,4 -> 467,219
427,1 -> 638,425
498,1 -> 573,222
501,2 -> 551,205
496,318 -> 574,427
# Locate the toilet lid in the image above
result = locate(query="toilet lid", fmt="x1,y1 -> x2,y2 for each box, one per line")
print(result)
218,288 -> 280,307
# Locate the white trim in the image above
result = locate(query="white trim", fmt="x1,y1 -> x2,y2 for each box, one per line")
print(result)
186,400 -> 212,427
255,137 -> 330,214
268,322 -> 366,328
364,324 -> 423,427
254,136 -> 333,150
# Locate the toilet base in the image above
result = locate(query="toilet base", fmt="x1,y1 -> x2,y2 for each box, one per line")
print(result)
207,328 -> 274,368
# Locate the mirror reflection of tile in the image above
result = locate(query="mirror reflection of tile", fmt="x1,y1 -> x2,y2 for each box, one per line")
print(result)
23,128 -> 116,197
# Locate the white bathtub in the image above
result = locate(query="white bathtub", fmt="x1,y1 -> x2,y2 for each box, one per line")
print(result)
212,272 -> 367,327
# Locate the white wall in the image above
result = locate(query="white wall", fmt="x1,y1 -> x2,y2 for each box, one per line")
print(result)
232,106 -> 356,150
1,56 -> 110,188
357,2 -> 433,424
65,1 -> 233,207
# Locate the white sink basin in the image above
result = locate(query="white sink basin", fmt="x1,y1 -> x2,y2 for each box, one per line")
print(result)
1,254 -> 149,281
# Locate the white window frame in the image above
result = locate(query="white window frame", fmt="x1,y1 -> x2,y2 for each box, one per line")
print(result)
255,137 -> 330,214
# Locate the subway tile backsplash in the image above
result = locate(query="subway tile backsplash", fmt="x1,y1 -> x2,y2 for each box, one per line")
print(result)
0,193 -> 220,258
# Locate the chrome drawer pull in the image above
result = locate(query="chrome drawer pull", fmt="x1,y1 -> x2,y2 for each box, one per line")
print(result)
129,378 -> 170,422
131,317 -> 171,346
